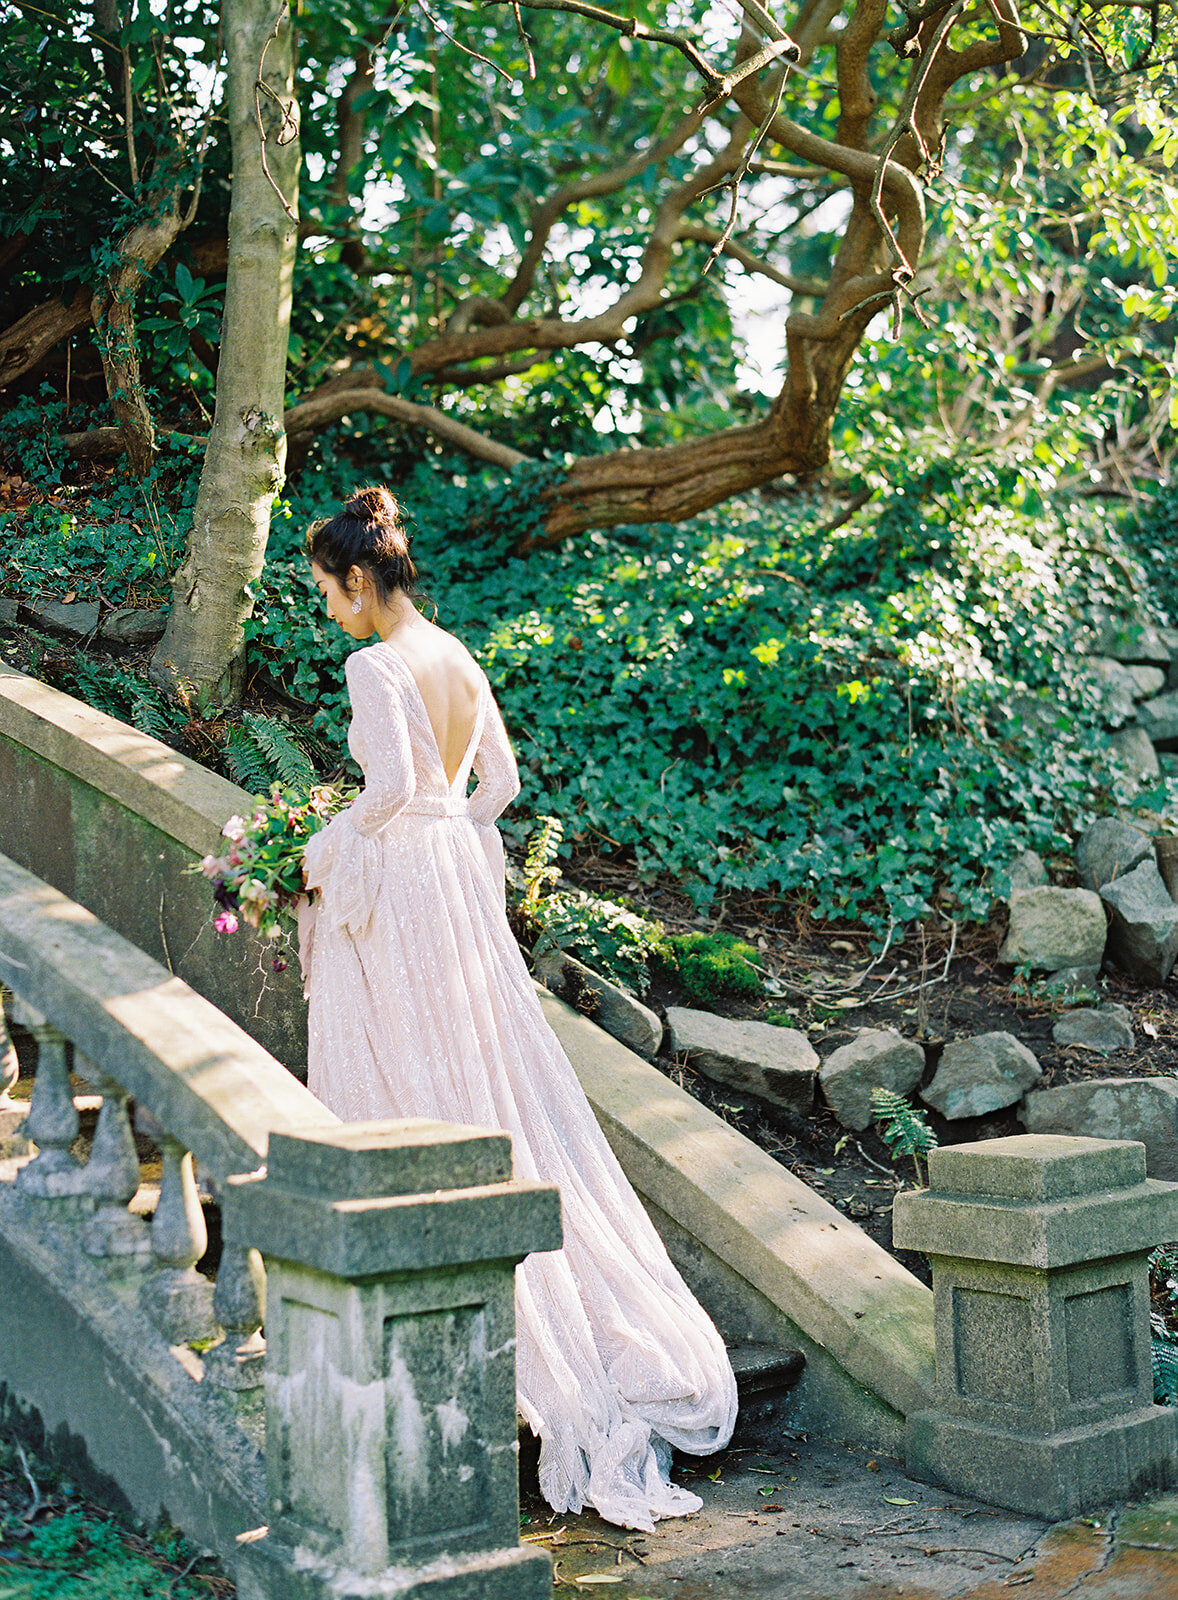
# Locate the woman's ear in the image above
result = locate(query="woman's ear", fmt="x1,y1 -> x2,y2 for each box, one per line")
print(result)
346,564 -> 367,599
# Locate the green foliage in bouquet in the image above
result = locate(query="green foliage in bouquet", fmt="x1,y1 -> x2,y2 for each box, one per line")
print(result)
196,785 -> 354,943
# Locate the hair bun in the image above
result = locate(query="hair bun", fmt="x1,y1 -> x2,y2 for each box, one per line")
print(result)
347,485 -> 397,523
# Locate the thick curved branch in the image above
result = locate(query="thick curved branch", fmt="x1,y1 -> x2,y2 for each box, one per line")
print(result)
837,0 -> 888,149
0,288 -> 92,390
65,386 -> 534,473
283,388 -> 531,469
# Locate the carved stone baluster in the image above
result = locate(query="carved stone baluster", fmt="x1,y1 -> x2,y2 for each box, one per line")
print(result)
0,991 -> 32,1160
13,1009 -> 82,1198
0,991 -> 17,1101
205,1245 -> 266,1389
140,1136 -> 217,1343
77,1061 -> 150,1259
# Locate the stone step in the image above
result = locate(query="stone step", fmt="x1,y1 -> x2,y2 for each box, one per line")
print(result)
517,1342 -> 806,1496
729,1341 -> 805,1404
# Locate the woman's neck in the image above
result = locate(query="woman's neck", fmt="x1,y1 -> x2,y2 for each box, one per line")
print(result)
372,587 -> 424,642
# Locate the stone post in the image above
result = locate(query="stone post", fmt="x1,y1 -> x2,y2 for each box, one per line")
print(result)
223,1119 -> 563,1600
894,1133 -> 1178,1520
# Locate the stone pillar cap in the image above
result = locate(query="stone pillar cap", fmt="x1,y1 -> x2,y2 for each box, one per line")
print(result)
266,1119 -> 514,1199
927,1134 -> 1146,1202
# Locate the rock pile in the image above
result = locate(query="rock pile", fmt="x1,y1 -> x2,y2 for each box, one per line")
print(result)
997,815 -> 1178,988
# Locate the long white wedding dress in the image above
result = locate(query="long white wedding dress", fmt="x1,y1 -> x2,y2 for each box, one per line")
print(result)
300,640 -> 737,1531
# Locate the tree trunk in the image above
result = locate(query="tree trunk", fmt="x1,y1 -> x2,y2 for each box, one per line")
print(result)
152,0 -> 299,705
91,204 -> 188,477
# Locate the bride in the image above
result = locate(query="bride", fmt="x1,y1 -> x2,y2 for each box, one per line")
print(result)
299,485 -> 737,1532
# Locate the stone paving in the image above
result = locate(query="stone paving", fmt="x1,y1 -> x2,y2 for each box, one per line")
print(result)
520,1434 -> 1178,1598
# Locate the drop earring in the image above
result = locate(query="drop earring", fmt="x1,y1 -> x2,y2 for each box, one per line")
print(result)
351,595 -> 363,615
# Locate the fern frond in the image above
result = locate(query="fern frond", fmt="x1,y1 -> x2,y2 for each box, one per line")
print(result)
1153,1333 -> 1178,1405
871,1086 -> 938,1184
243,714 -> 317,791
223,726 -> 278,794
522,815 -> 564,907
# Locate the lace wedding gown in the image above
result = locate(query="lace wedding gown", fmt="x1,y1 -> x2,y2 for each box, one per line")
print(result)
300,641 -> 737,1532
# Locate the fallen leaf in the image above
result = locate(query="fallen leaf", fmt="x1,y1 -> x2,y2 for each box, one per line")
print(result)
866,1460 -> 880,1472
1143,1021 -> 1159,1039
575,1577 -> 625,1586
884,1496 -> 917,1505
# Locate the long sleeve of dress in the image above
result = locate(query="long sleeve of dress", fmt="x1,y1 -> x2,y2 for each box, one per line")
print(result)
468,693 -> 521,902
302,650 -> 415,936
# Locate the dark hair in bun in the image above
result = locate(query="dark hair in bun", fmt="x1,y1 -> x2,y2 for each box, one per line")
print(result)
305,485 -> 417,602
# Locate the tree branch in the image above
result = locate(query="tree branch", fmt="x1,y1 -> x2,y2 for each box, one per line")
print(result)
486,0 -> 724,90
676,223 -> 828,295
498,107 -> 707,317
283,388 -> 532,469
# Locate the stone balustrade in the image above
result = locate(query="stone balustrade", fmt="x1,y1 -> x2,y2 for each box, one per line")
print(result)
894,1133 -> 1178,1520
0,851 -> 559,1595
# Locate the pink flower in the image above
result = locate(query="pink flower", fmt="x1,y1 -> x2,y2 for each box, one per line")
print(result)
214,910 -> 239,934
222,815 -> 247,842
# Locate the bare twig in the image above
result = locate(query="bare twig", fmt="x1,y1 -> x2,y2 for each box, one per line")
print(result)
421,0 -> 516,80
255,1 -> 299,223
15,1441 -> 43,1523
490,0 -> 723,89
121,44 -> 140,191
869,0 -> 966,277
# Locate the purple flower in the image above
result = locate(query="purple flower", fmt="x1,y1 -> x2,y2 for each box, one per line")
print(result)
270,956 -> 288,973
214,910 -> 239,934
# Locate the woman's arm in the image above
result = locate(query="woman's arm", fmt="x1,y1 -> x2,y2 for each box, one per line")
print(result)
468,694 -> 521,825
303,650 -> 415,931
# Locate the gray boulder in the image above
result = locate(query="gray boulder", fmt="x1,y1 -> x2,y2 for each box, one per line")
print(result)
101,606 -> 168,647
25,598 -> 100,638
921,1032 -> 1042,1120
1108,726 -> 1161,783
534,949 -> 662,1060
1039,966 -> 1101,998
1093,618 -> 1173,664
1076,817 -> 1153,892
1084,657 -> 1139,723
1051,1005 -> 1134,1055
1129,665 -> 1167,699
818,1029 -> 926,1132
1136,691 -> 1178,748
1001,850 -> 1049,896
1100,859 -> 1178,985
666,1006 -> 817,1113
0,597 -> 17,625
999,886 -> 1106,972
1023,1077 -> 1178,1181
1161,754 -> 1178,779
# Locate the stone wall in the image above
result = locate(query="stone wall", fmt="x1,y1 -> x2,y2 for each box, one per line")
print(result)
0,661 -> 307,1067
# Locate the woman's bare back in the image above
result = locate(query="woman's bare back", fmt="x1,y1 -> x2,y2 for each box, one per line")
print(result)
383,618 -> 484,786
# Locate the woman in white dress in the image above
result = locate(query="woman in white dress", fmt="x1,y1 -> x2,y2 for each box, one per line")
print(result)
299,486 -> 736,1532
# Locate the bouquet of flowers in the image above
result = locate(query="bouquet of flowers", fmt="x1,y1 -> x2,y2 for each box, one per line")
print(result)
196,785 -> 355,948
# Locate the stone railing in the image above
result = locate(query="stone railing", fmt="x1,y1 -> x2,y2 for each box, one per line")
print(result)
0,850 -> 560,1597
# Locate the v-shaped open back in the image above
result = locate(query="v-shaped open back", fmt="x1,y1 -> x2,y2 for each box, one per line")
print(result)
379,641 -> 486,792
